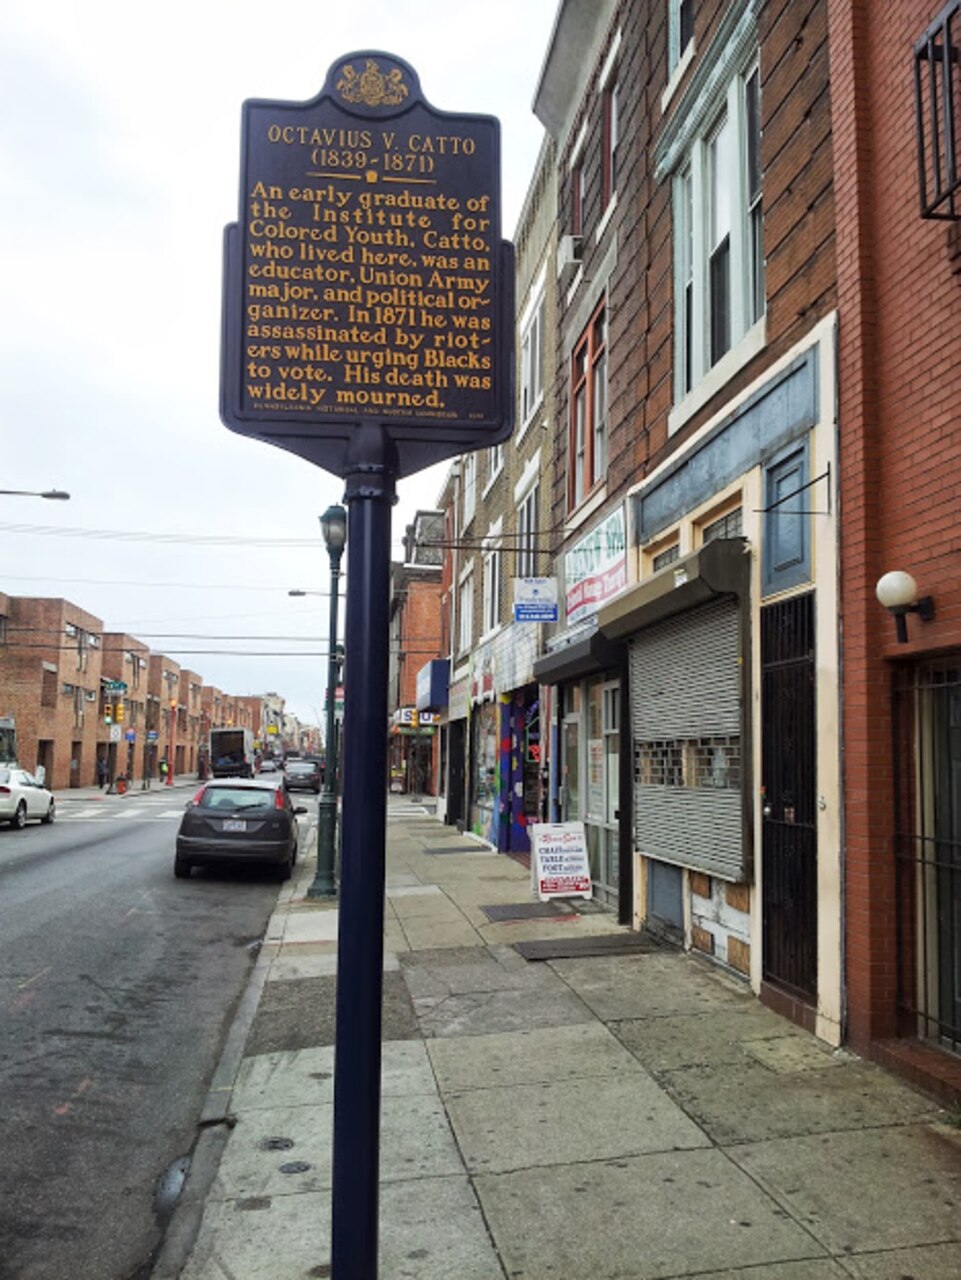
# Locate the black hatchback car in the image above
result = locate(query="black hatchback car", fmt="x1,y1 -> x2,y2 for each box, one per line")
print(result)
174,778 -> 306,880
283,758 -> 322,793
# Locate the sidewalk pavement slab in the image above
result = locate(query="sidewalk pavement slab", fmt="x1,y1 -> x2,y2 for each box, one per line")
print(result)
474,1149 -> 827,1279
161,801 -> 961,1280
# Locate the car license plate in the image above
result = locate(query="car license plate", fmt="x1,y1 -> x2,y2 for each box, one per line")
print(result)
223,819 -> 247,832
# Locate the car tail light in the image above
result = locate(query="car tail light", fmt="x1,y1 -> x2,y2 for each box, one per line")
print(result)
0,786 -> 9,795
190,785 -> 206,806
274,789 -> 287,811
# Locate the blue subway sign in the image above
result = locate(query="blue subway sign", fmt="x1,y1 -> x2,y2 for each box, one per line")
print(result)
221,52 -> 514,479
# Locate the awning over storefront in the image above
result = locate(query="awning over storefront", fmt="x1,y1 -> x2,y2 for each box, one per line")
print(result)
531,627 -> 623,685
597,538 -> 750,640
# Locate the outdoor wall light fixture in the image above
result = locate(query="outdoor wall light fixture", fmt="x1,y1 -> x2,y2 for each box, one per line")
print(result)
875,570 -> 935,643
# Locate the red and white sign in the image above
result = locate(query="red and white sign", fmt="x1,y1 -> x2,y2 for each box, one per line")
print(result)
530,822 -> 593,902
564,506 -> 627,625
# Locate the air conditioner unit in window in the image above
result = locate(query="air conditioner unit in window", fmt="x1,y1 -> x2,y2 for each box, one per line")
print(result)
557,234 -> 583,284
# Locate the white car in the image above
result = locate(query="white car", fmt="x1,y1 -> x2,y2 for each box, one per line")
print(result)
0,767 -> 55,828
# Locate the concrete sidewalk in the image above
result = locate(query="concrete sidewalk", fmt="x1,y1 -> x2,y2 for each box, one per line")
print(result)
154,800 -> 961,1280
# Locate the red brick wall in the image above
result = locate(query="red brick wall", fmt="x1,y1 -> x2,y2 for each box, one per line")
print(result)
831,0 -> 961,1050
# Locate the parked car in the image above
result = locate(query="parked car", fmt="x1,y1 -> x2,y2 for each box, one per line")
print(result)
174,777 -> 306,880
284,758 -> 322,793
0,767 -> 55,828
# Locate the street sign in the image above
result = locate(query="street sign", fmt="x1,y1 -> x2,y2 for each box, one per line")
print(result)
221,50 -> 513,480
105,680 -> 128,693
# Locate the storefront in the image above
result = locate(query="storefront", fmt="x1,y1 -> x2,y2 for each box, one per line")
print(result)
532,505 -> 631,917
389,707 -> 438,795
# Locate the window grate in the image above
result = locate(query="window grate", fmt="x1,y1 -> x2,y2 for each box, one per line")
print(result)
893,660 -> 961,1054
915,0 -> 961,219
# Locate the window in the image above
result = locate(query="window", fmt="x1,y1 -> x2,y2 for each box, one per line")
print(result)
487,443 -> 504,489
571,162 -> 584,236
458,566 -> 474,655
652,544 -> 681,571
702,506 -> 743,543
670,54 -> 764,403
462,453 -> 476,529
570,301 -> 608,508
603,79 -> 619,208
669,0 -> 695,76
517,483 -> 539,578
520,292 -> 545,425
482,538 -> 501,635
41,667 -> 57,708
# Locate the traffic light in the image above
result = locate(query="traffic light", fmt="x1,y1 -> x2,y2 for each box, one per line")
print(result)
103,708 -> 112,724
115,701 -> 125,723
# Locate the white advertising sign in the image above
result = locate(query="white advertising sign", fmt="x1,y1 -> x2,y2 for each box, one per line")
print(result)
530,822 -> 593,902
564,506 -> 627,625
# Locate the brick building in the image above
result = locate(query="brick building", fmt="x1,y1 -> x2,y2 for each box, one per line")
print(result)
0,596 -> 105,789
388,514 -> 445,795
831,0 -> 961,1100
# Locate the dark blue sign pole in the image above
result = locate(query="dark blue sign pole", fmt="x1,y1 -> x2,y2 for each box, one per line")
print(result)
331,423 -> 397,1279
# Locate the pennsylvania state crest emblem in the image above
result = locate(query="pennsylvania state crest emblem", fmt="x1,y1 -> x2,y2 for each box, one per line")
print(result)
337,59 -> 409,107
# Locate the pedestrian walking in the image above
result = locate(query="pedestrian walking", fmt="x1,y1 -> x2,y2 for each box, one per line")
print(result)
159,758 -> 169,783
96,757 -> 108,790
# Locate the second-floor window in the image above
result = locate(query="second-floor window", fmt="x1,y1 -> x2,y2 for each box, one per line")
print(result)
603,79 -> 619,209
517,483 -> 539,578
570,300 -> 608,508
482,539 -> 501,636
672,56 -> 764,401
462,453 -> 477,529
669,0 -> 695,77
520,292 -> 545,426
458,566 -> 474,656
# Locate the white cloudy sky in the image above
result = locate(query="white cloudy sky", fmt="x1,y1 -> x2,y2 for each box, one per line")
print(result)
0,0 -> 558,724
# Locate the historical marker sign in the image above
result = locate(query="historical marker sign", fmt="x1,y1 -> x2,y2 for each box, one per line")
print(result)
221,51 -> 514,479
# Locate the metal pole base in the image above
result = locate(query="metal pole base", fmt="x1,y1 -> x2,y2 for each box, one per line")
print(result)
308,790 -> 338,897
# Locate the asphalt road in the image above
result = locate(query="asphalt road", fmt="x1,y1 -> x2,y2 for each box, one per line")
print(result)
0,790 -> 286,1280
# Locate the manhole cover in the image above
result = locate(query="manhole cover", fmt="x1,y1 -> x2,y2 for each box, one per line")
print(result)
279,1161 -> 312,1174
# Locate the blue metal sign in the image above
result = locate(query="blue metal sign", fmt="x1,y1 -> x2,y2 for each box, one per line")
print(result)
221,51 -> 514,480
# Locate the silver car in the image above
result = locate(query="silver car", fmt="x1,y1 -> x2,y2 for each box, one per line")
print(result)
0,767 -> 55,828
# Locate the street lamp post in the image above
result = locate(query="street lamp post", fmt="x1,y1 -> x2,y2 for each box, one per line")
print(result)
305,503 -> 346,898
0,488 -> 70,499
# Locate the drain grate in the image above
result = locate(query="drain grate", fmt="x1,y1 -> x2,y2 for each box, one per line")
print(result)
422,844 -> 486,854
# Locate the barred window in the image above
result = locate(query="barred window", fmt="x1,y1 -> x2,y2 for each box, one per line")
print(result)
702,507 -> 743,543
634,736 -> 741,790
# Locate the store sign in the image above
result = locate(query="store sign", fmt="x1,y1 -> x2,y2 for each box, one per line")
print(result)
513,577 -> 558,623
530,822 -> 592,901
564,507 -> 627,625
221,51 -> 514,481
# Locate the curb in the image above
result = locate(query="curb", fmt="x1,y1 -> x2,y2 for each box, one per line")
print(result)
149,819 -> 319,1278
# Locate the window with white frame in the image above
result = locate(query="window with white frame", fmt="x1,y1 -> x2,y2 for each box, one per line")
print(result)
669,0 -> 695,76
671,53 -> 764,402
599,31 -> 621,213
487,443 -> 504,489
482,536 -> 501,636
570,299 -> 608,508
462,453 -> 477,529
458,565 -> 474,655
516,482 -> 539,578
520,291 -> 545,426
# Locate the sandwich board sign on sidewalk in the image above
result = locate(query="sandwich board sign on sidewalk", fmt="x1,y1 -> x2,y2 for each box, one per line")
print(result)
530,822 -> 592,902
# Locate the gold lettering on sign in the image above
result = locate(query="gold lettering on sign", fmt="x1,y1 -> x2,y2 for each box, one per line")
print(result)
243,112 -> 497,420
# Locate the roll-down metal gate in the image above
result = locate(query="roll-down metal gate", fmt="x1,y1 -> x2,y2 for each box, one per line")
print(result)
629,596 -> 745,882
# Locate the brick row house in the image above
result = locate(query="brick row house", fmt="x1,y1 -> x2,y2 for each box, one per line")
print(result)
431,0 -> 961,1102
0,594 -> 305,790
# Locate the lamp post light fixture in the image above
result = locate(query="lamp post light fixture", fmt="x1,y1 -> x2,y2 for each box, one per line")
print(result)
876,570 -> 935,644
308,503 -> 347,898
0,488 -> 70,500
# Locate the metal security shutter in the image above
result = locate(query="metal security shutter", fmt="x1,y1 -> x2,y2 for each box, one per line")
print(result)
630,595 -> 745,881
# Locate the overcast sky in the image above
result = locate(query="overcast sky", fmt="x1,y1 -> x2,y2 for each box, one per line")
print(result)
0,0 -> 558,725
